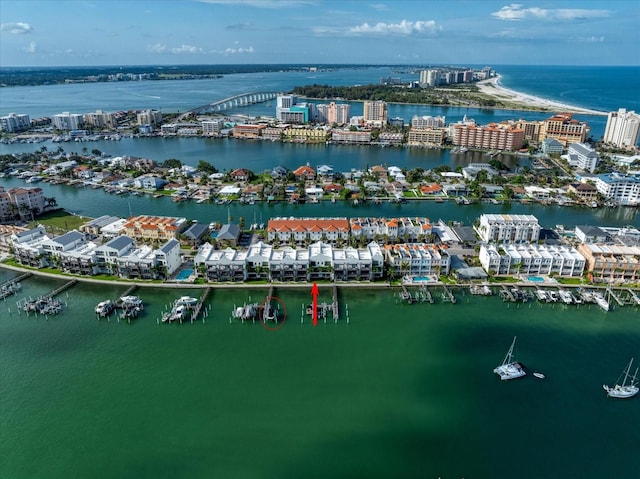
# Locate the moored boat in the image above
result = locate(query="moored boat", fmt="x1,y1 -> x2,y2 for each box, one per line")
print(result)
603,358 -> 639,399
493,336 -> 526,381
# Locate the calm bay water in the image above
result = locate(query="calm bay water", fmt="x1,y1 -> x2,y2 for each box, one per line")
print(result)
1,269 -> 639,479
2,64 -> 639,478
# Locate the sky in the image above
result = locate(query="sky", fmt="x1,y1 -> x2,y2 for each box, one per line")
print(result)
1,0 -> 638,67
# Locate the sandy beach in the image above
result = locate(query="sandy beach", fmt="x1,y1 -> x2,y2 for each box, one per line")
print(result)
476,75 -> 608,116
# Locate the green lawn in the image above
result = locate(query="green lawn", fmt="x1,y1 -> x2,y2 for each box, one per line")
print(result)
28,210 -> 91,233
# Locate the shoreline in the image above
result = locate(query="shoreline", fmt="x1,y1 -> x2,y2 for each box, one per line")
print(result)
2,263 -> 636,293
476,75 -> 608,116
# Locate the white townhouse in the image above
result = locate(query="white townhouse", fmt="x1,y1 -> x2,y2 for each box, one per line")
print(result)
11,226 -> 51,268
154,239 -> 182,277
384,243 -> 451,277
195,244 -> 248,282
93,235 -> 136,273
332,242 -> 384,281
245,241 -> 273,280
593,173 -> 640,206
41,231 -> 87,257
479,244 -> 585,277
476,214 -> 541,244
269,246 -> 309,282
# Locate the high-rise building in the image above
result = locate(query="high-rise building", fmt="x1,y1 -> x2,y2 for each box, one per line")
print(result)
52,112 -> 84,131
0,113 -> 30,132
276,94 -> 311,123
137,109 -> 163,127
363,101 -> 388,126
316,102 -> 350,125
603,108 -> 640,148
540,113 -> 590,146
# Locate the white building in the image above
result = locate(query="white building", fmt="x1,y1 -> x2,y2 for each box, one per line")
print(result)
0,113 -> 30,132
363,101 -> 388,126
201,119 -> 224,135
52,112 -> 84,131
476,214 -> 541,244
566,143 -> 599,173
384,243 -> 451,277
316,102 -> 350,125
593,173 -> 640,206
137,109 -> 163,127
411,115 -> 445,129
603,108 -> 640,148
479,244 -> 585,277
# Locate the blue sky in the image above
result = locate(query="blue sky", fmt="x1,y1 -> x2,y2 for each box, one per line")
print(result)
1,0 -> 638,67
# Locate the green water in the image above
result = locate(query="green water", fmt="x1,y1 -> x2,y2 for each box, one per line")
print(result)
1,271 -> 639,479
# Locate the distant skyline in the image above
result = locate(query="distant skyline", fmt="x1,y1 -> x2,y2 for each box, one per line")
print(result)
1,0 -> 638,67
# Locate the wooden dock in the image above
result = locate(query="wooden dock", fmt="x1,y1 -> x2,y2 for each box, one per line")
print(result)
332,285 -> 339,320
44,280 -> 77,299
0,272 -> 31,288
441,285 -> 456,303
191,287 -> 211,322
625,289 -> 640,306
499,285 -> 516,302
608,287 -> 625,307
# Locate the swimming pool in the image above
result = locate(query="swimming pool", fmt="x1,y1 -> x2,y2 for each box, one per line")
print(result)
412,276 -> 431,282
528,276 -> 544,282
176,269 -> 193,281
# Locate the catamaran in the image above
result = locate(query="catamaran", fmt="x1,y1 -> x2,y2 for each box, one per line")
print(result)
603,358 -> 639,399
493,336 -> 526,381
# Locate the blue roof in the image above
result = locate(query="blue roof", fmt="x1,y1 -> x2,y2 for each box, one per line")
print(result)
53,230 -> 84,246
104,235 -> 134,251
160,239 -> 180,253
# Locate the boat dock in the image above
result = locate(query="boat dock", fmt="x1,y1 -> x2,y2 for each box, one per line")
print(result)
441,286 -> 456,303
499,286 -> 516,302
608,288 -> 625,308
331,285 -> 339,320
624,289 -> 640,306
43,279 -> 77,299
1,280 -> 22,300
1,272 -> 31,289
190,287 -> 210,323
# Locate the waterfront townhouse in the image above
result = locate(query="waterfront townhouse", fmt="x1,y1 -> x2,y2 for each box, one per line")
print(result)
123,215 -> 187,241
194,243 -> 247,282
57,241 -> 99,275
133,175 -> 167,190
269,246 -> 309,282
603,108 -> 640,148
94,235 -> 136,274
566,143 -> 599,173
10,226 -> 51,268
308,241 -> 334,281
332,242 -> 384,281
245,241 -> 273,281
577,243 -> 640,283
593,173 -> 640,206
115,245 -> 156,279
283,126 -> 328,143
479,244 -> 585,277
349,217 -> 432,242
476,214 -> 541,244
41,230 -> 87,258
384,243 -> 451,278
154,239 -> 181,278
267,218 -> 349,245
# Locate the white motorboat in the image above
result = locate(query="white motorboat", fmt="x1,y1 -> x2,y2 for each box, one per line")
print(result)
533,372 -> 545,379
95,300 -> 115,316
603,358 -> 639,399
175,296 -> 198,306
592,291 -> 610,312
120,295 -> 144,309
493,336 -> 526,381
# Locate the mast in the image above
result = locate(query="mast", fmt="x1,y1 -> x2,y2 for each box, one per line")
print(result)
502,336 -> 517,365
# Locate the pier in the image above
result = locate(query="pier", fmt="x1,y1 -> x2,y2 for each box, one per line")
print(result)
1,272 -> 31,289
332,285 -> 339,320
499,286 -> 516,302
1,279 -> 22,300
191,287 -> 211,323
625,289 -> 640,306
441,285 -> 456,303
43,279 -> 77,299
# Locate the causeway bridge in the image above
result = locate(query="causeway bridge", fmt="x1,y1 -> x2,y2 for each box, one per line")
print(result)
180,91 -> 280,119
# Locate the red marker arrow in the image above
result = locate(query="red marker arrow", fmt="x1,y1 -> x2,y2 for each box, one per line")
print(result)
311,282 -> 319,326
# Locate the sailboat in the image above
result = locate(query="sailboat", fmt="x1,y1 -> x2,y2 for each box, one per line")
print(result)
603,358 -> 639,399
493,336 -> 526,381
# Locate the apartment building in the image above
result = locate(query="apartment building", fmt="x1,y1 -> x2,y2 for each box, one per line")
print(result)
0,113 -> 30,132
10,226 -> 51,268
577,243 -> 640,283
137,109 -> 163,127
479,244 -> 585,277
476,214 -> 541,243
84,110 -> 117,129
232,124 -> 265,139
407,128 -> 445,146
0,187 -> 46,220
540,113 -> 590,146
411,115 -> 446,129
282,126 -> 328,143
593,173 -> 640,206
566,143 -> 599,173
603,108 -> 640,148
363,101 -> 388,126
52,112 -> 84,131
452,122 -> 524,151
331,130 -> 372,144
201,119 -> 224,136
316,102 -> 350,125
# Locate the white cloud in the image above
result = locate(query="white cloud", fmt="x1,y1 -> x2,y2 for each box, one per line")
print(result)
24,41 -> 37,53
1,22 -> 33,34
149,43 -> 167,53
171,44 -> 203,54
492,4 -> 609,21
222,46 -> 255,55
347,20 -> 440,36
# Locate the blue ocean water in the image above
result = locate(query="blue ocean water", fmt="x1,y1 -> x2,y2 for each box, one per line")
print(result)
494,65 -> 640,113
